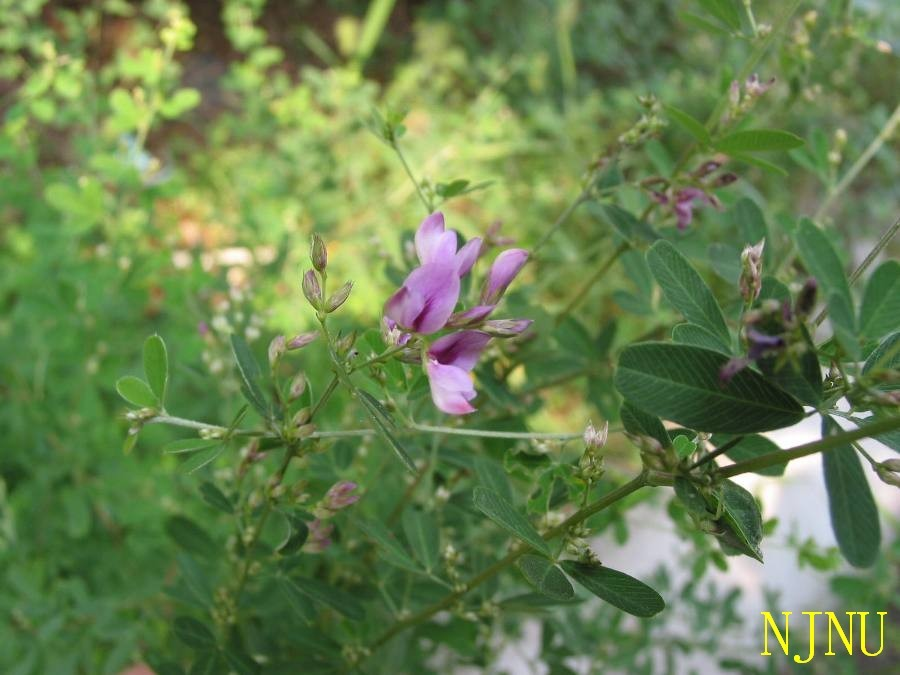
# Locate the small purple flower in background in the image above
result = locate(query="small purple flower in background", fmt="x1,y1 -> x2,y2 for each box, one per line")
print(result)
305,519 -> 334,553
652,187 -> 718,231
383,212 -> 531,415
322,480 -> 361,511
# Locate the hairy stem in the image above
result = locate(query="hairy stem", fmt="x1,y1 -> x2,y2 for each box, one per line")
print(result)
368,473 -> 649,651
391,140 -> 432,214
718,414 -> 900,478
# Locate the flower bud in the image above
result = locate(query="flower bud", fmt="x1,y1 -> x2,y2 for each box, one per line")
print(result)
583,420 -> 608,450
482,318 -> 532,338
739,239 -> 765,303
302,269 -> 322,308
326,281 -> 353,313
876,464 -> 900,489
795,277 -> 818,318
287,331 -> 318,350
292,407 -> 311,427
335,331 -> 357,355
289,373 -> 307,400
268,335 -> 286,367
880,458 -> 900,472
310,233 -> 327,272
323,481 -> 361,511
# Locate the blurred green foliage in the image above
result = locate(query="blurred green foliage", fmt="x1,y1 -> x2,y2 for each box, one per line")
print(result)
1,0 -> 898,672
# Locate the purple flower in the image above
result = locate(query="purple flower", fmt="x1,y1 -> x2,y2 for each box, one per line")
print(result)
746,328 -> 785,361
426,330 -> 491,414
719,357 -> 751,384
384,262 -> 461,334
305,519 -> 334,553
673,188 -> 715,231
323,481 -> 361,511
415,212 -> 483,275
482,248 -> 528,304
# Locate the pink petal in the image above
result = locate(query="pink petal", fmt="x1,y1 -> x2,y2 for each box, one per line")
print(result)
390,262 -> 461,334
426,360 -> 477,415
384,285 -> 426,331
429,330 -> 491,371
446,304 -> 496,327
482,248 -> 528,304
415,212 -> 458,264
454,237 -> 483,277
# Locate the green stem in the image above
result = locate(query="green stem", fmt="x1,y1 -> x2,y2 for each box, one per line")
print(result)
407,423 -> 583,441
688,435 -> 744,470
533,188 -> 591,255
718,414 -> 900,478
368,473 -> 648,651
555,241 -> 629,324
815,102 -> 900,221
350,345 -> 408,373
392,140 -> 432,214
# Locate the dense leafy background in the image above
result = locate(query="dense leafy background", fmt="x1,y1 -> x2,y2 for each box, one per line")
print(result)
1,0 -> 899,673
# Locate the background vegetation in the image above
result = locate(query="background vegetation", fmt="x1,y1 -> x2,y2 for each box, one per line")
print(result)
1,0 -> 899,673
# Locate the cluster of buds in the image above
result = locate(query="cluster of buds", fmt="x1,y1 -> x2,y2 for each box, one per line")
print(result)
739,239 -> 765,304
829,128 -> 848,169
304,519 -> 335,553
312,480 -> 361,519
876,459 -> 900,488
302,234 -> 353,318
578,420 -> 608,482
720,278 -> 818,383
565,523 -> 598,564
617,94 -> 666,149
723,73 -> 776,126
443,543 -> 465,589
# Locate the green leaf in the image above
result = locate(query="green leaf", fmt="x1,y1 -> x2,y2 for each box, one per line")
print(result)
794,219 -> 851,306
620,401 -> 671,448
276,512 -> 309,556
165,515 -> 218,558
697,0 -> 741,30
674,477 -> 710,516
560,561 -> 665,617
731,198 -> 768,249
179,445 -> 224,474
729,152 -> 788,177
646,240 -> 730,349
221,648 -> 260,675
615,342 -> 804,434
229,334 -> 271,420
499,592 -> 583,611
357,391 -> 417,472
116,375 -> 158,408
287,576 -> 366,621
277,576 -> 316,624
356,519 -> 422,572
859,261 -> 900,340
672,323 -> 731,354
714,129 -> 804,154
672,435 -> 697,460
402,509 -> 440,572
199,481 -> 233,514
160,87 -> 201,119
717,480 -> 764,562
472,487 -> 551,556
517,555 -> 575,600
172,617 -> 216,650
828,290 -> 860,361
863,331 -> 900,391
713,434 -> 787,476
473,456 -> 513,503
592,203 -> 659,243
822,417 -> 881,568
757,325 -> 822,406
664,104 -> 711,145
143,334 -> 168,405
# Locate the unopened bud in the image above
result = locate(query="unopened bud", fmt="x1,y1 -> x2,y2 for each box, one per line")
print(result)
302,270 -> 322,307
880,458 -> 900,472
268,335 -> 286,367
289,373 -> 307,400
287,331 -> 318,350
583,420 -> 608,450
740,239 -> 765,302
310,233 -> 327,272
795,277 -> 818,318
295,423 -> 316,439
326,281 -> 353,312
877,464 -> 900,488
292,407 -> 311,427
482,319 -> 532,338
834,128 -> 848,149
335,331 -> 356,355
